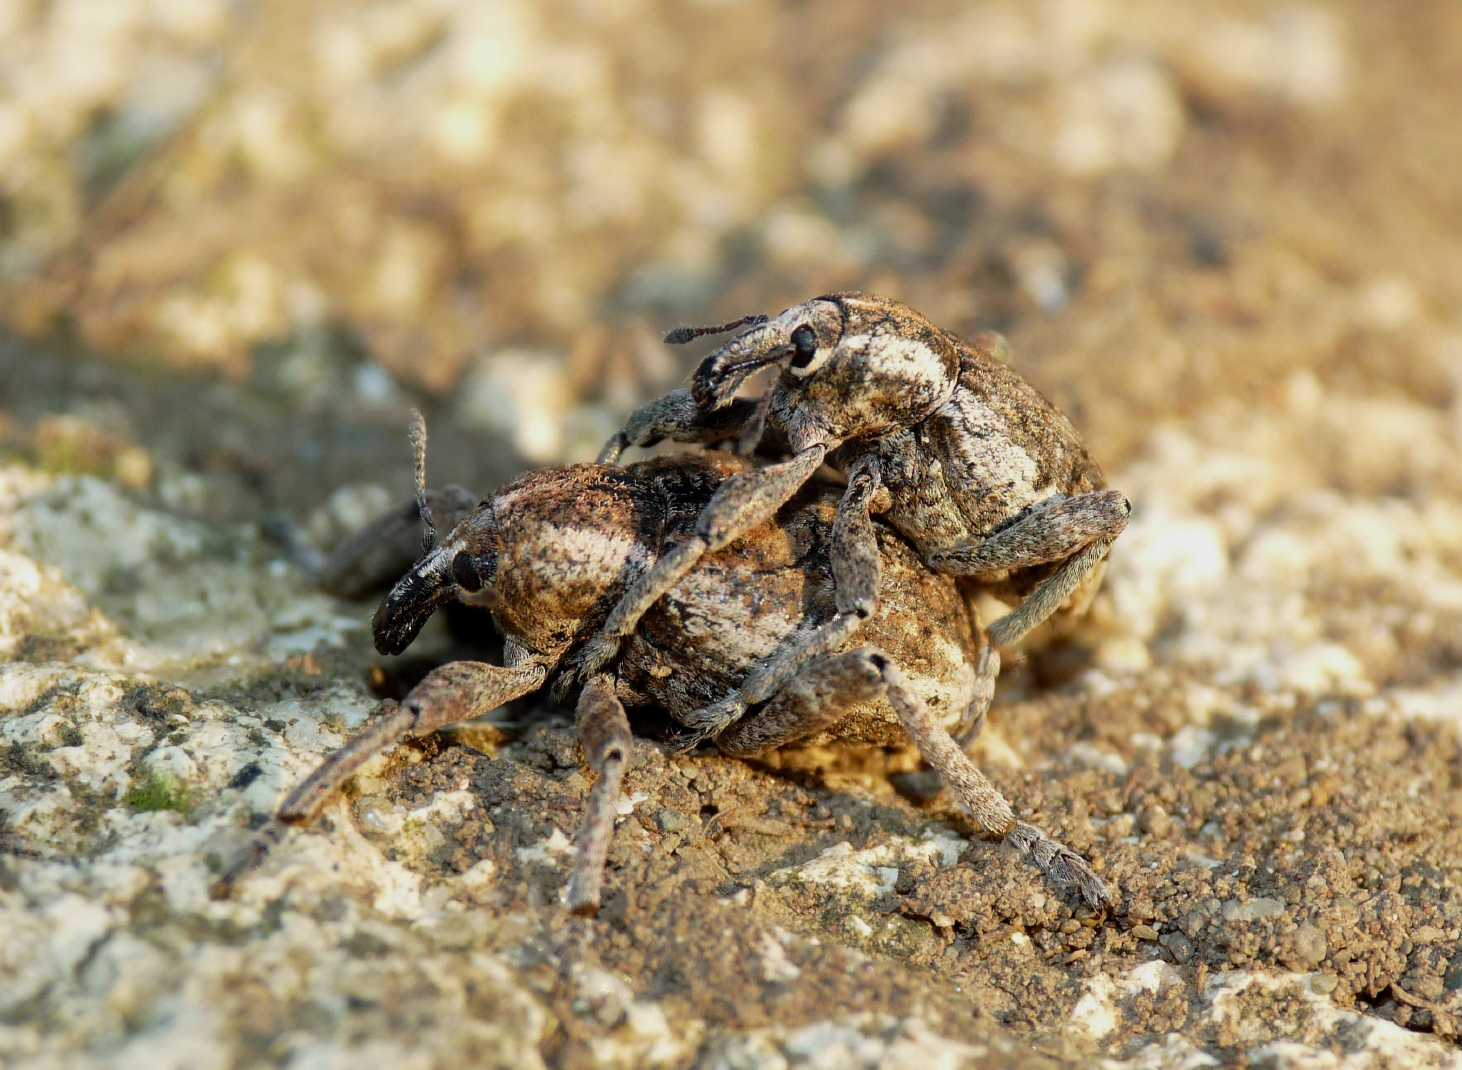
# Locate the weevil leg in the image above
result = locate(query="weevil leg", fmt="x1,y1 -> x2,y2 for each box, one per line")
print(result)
673,458 -> 883,747
732,646 -> 1110,908
736,647 -> 1110,909
280,660 -> 546,823
890,638 -> 998,804
984,537 -> 1116,648
211,660 -> 545,898
564,674 -> 634,916
870,648 -> 1111,910
313,485 -> 478,597
926,490 -> 1131,648
714,650 -> 885,757
597,388 -> 765,463
561,443 -> 829,686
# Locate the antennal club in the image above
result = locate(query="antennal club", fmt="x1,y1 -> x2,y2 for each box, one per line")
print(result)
408,408 -> 436,552
663,313 -> 768,345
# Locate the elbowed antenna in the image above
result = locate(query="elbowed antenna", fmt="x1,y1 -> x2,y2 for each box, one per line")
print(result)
663,313 -> 768,346
408,408 -> 436,552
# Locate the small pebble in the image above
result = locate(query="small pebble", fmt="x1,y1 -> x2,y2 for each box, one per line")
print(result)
1138,805 -> 1173,838
1293,923 -> 1327,966
1160,931 -> 1195,963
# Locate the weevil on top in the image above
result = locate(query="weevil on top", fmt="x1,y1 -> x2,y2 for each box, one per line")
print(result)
215,411 -> 1111,913
565,292 -> 1130,748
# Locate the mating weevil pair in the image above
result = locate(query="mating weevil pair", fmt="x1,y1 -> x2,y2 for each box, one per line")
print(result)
219,293 -> 1127,914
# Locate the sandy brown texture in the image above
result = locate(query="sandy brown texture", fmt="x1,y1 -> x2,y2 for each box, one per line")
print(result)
3,1 -> 1462,1067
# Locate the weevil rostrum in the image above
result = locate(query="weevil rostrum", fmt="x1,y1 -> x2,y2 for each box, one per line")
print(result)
216,413 -> 1110,912
564,292 -> 1130,755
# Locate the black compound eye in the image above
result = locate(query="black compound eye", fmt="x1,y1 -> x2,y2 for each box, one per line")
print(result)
452,551 -> 483,592
789,324 -> 818,369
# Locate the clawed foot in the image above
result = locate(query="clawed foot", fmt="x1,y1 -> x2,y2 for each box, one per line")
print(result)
664,694 -> 747,754
553,635 -> 623,703
662,726 -> 715,754
1007,821 -> 1113,912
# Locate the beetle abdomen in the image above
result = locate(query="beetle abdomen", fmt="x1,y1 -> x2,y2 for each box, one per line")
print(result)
619,494 -> 979,746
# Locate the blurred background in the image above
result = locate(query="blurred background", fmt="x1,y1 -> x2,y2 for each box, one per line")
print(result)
4,0 -> 1459,512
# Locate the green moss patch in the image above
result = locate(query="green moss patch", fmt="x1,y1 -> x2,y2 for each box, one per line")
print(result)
124,771 -> 194,815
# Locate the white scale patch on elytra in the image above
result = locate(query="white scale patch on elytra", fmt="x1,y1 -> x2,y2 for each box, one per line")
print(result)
937,390 -> 1040,500
660,567 -> 796,666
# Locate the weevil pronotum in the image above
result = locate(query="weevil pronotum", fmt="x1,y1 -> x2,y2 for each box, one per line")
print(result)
215,413 -> 1109,912
564,293 -> 1129,754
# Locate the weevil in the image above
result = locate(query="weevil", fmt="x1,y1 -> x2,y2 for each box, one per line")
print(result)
562,292 -> 1130,748
216,414 -> 1110,912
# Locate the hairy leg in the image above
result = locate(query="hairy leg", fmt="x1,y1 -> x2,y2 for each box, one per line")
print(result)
211,660 -> 545,898
872,649 -> 1110,909
735,387 -> 777,456
728,646 -> 1110,909
598,388 -> 765,464
673,458 -> 883,749
927,490 -> 1130,648
559,443 -> 828,688
565,675 -> 634,916
714,650 -> 885,757
889,642 -> 1002,803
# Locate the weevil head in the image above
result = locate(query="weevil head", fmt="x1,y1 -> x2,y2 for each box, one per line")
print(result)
372,507 -> 498,656
372,409 -> 498,656
373,465 -> 653,661
688,300 -> 841,410
689,293 -> 960,447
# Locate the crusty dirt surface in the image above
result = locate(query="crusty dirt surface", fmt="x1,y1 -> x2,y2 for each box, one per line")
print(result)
3,2 -> 1462,1067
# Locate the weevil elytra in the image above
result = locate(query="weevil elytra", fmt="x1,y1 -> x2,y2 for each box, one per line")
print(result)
216,414 -> 1110,912
564,292 -> 1130,748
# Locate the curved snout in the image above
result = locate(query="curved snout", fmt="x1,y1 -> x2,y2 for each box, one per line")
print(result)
690,323 -> 788,409
372,554 -> 453,656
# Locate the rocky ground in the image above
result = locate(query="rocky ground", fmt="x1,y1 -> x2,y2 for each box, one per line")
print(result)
3,1 -> 1462,1067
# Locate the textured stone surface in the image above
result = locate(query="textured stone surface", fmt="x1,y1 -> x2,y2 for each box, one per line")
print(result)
4,1 -> 1462,1067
